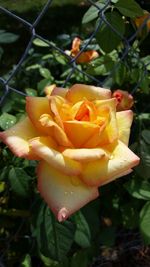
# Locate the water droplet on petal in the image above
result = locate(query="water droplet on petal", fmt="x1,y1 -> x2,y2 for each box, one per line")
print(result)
71,176 -> 80,186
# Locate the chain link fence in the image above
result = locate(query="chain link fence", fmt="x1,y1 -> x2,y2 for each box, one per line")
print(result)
0,0 -> 150,106
0,0 -> 150,266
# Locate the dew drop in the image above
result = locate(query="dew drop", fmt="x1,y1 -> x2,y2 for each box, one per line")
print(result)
71,177 -> 80,186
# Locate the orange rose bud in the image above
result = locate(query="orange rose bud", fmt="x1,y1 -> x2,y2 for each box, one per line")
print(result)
70,37 -> 99,63
134,12 -> 150,31
112,90 -> 134,111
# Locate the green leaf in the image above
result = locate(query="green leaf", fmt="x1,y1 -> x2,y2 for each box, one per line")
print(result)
39,67 -> 51,79
138,113 -> 150,121
72,211 -> 91,248
82,1 -> 106,24
0,113 -> 17,130
21,254 -> 32,267
0,166 -> 9,181
142,130 -> 150,144
0,31 -> 19,44
0,46 -> 4,59
86,54 -> 115,76
25,88 -> 37,96
111,0 -> 119,3
141,55 -> 150,71
37,78 -> 52,93
55,53 -> 67,65
8,167 -> 32,198
115,0 -> 144,18
35,204 -> 75,261
121,202 -> 139,229
71,251 -> 88,267
113,62 -> 127,85
136,140 -> 150,180
140,201 -> 150,244
124,178 -> 150,200
0,182 -> 5,193
140,76 -> 150,94
96,11 -> 125,53
33,38 -> 49,47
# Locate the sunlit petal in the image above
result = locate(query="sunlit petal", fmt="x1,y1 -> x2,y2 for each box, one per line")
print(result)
37,161 -> 99,221
0,117 -> 39,159
29,137 -> 81,175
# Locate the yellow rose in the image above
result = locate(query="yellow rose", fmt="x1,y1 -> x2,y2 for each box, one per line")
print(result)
0,84 -> 140,222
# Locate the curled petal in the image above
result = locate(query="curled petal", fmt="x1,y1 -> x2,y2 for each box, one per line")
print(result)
66,84 -> 111,104
44,84 -> 56,96
81,141 -> 140,186
0,117 -> 39,159
62,148 -> 109,162
51,87 -> 68,98
37,161 -> 99,221
95,98 -> 118,145
49,96 -> 65,128
29,137 -> 82,176
64,120 -> 99,148
117,110 -> 133,145
26,96 -> 51,134
39,114 -> 72,147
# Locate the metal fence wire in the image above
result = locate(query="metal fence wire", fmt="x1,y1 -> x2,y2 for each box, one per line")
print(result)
0,0 -> 150,107
0,0 -> 150,266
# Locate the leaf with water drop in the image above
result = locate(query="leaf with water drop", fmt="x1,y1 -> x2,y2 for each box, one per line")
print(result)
0,113 -> 17,130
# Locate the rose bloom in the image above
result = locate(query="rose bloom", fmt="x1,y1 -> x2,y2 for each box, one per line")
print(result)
0,84 -> 139,222
65,37 -> 99,63
112,90 -> 134,112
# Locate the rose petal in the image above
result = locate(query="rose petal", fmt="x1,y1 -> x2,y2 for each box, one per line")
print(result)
66,84 -> 111,104
64,120 -> 99,147
76,50 -> 99,63
116,110 -> 133,145
81,141 -> 140,186
101,169 -> 133,186
51,87 -> 68,98
62,147 -> 109,162
39,114 -> 73,147
0,117 -> 39,159
37,161 -> 99,221
26,96 -> 51,134
44,84 -> 56,96
29,137 -> 82,175
95,98 -> 118,145
49,96 -> 65,128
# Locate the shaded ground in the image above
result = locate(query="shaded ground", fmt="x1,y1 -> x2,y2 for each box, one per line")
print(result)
91,231 -> 150,267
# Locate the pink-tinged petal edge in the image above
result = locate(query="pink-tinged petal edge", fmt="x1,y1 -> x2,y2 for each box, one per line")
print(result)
0,117 -> 39,160
37,161 -> 99,222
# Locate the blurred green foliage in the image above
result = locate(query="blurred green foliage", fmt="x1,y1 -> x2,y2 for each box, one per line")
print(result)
0,0 -> 150,266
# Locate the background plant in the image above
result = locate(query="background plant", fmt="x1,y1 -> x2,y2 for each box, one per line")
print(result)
0,0 -> 150,266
